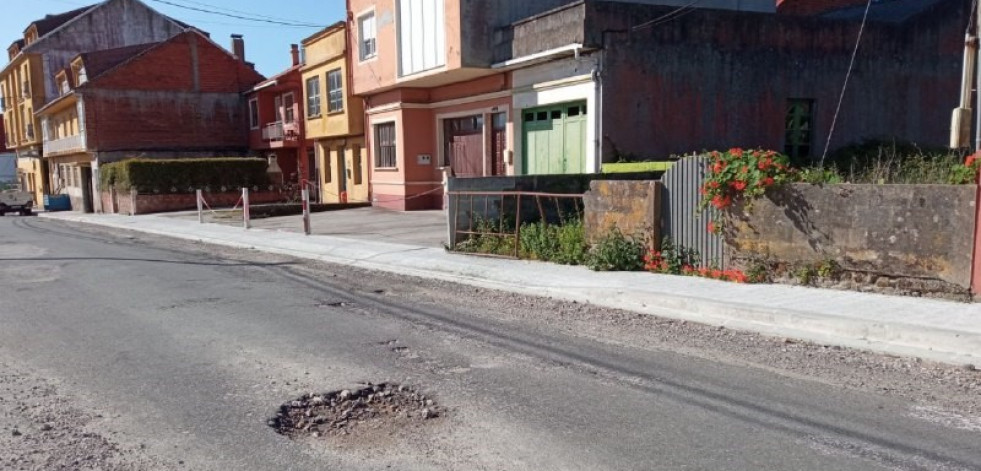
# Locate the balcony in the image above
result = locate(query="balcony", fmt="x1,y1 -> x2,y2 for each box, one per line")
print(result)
44,134 -> 84,156
261,121 -> 300,147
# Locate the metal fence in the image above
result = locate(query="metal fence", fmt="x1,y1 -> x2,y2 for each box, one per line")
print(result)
447,190 -> 584,258
661,155 -> 727,268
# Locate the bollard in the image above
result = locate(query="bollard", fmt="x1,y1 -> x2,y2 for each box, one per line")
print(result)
242,187 -> 251,229
301,188 -> 311,236
196,189 -> 204,224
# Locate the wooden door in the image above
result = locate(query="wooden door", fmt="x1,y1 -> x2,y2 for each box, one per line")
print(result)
443,116 -> 484,178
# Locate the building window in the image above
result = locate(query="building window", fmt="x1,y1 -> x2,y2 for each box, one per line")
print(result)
785,99 -> 814,161
375,122 -> 397,168
75,66 -> 87,86
327,69 -> 343,113
248,98 -> 259,129
306,77 -> 321,118
396,0 -> 446,76
358,12 -> 377,61
282,93 -> 295,124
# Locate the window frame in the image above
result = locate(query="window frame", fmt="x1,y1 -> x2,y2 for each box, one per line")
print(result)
306,76 -> 321,118
374,121 -> 397,169
358,12 -> 377,62
248,98 -> 259,129
327,69 -> 343,113
784,98 -> 815,161
282,92 -> 296,125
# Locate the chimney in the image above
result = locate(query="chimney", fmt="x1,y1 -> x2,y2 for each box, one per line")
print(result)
290,44 -> 300,67
231,34 -> 245,62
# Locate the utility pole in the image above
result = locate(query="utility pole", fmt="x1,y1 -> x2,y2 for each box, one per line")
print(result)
952,2 -> 978,149
975,0 -> 981,150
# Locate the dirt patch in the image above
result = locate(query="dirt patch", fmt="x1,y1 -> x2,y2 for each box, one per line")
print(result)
269,383 -> 443,440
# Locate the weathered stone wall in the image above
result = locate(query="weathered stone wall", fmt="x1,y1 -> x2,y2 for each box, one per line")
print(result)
726,184 -> 977,298
583,180 -> 661,247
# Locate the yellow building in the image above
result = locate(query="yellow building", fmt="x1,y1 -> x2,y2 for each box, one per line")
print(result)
35,62 -> 91,212
301,22 -> 367,204
2,39 -> 48,205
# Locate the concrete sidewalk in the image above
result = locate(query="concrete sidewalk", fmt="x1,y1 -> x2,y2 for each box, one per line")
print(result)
41,211 -> 981,365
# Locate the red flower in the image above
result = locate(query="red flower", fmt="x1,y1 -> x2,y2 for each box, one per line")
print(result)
710,269 -> 723,279
731,181 -> 747,191
762,177 -> 775,186
712,161 -> 727,174
710,195 -> 732,209
729,148 -> 744,157
740,166 -> 749,174
707,222 -> 716,233
708,180 -> 720,189
699,186 -> 708,196
967,154 -> 978,167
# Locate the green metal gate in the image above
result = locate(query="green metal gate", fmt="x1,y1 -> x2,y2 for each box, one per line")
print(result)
521,102 -> 587,175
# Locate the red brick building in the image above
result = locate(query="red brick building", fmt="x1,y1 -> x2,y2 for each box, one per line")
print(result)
245,44 -> 314,191
35,30 -> 264,212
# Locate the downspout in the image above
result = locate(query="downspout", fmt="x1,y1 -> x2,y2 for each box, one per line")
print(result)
597,29 -> 627,173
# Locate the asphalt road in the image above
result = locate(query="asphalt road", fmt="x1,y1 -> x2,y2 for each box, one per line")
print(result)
1,215 -> 979,470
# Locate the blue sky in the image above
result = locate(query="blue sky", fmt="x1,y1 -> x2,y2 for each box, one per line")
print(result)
2,0 -> 345,76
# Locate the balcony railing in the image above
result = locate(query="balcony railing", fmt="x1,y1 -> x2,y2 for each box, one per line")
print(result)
44,134 -> 84,155
261,121 -> 300,143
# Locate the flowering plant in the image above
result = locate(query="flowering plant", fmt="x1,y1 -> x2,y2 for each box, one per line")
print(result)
699,148 -> 793,233
643,244 -> 751,283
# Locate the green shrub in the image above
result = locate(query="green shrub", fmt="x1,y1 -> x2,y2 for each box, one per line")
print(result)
586,227 -> 645,271
99,158 -> 269,193
519,219 -> 587,265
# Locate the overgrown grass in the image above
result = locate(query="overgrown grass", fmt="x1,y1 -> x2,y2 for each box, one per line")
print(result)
519,219 -> 587,265
804,140 -> 969,185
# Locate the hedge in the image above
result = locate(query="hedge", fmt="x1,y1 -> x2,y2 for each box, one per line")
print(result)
602,161 -> 675,173
100,158 -> 269,193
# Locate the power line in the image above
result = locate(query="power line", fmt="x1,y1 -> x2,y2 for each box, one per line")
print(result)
819,0 -> 874,166
633,0 -> 705,31
166,0 -> 321,26
147,0 -> 322,27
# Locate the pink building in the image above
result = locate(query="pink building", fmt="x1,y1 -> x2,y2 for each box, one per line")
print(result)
349,0 -> 524,210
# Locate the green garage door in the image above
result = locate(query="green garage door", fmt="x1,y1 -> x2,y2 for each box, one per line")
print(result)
522,102 -> 587,175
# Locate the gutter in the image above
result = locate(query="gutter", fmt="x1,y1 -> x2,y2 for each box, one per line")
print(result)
491,43 -> 584,70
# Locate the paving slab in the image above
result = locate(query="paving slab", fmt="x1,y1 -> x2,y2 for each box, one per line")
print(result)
41,211 -> 981,365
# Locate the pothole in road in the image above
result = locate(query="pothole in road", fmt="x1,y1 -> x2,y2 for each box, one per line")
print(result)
268,383 -> 444,440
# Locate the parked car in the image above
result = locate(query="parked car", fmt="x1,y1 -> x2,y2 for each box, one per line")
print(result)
0,187 -> 34,216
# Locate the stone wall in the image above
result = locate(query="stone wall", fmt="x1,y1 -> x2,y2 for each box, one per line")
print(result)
583,180 -> 661,247
726,184 -> 977,298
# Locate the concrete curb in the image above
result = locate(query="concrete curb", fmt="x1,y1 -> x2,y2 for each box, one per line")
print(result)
41,212 -> 981,366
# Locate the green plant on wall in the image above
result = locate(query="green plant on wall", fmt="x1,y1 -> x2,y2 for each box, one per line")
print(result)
699,148 -> 794,233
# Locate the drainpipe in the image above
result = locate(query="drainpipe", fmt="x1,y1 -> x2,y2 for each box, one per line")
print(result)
597,30 -> 627,172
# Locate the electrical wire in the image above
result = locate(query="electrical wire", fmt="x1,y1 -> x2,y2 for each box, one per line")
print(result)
819,0 -> 874,167
165,0 -> 322,26
147,0 -> 323,27
632,0 -> 705,31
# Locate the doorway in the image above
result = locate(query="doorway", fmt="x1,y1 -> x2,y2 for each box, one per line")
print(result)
80,166 -> 94,213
